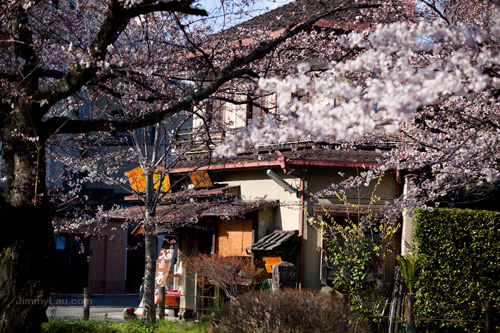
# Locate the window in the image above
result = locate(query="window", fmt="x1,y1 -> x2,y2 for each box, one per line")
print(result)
205,98 -> 225,132
56,235 -> 66,250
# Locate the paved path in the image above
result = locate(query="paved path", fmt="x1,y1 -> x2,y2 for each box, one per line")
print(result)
46,294 -> 178,322
47,306 -> 130,322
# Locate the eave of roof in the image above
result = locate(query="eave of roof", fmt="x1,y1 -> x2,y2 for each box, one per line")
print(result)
106,200 -> 279,223
124,186 -> 241,203
169,147 -> 384,174
313,203 -> 386,216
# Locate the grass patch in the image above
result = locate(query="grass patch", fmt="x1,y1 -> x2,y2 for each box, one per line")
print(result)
42,318 -> 209,333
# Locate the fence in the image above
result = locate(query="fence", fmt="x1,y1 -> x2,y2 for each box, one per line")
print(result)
81,287 -> 497,331
352,297 -> 497,333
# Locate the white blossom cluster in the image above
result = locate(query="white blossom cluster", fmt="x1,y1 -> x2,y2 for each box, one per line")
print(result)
213,3 -> 500,209
217,8 -> 500,156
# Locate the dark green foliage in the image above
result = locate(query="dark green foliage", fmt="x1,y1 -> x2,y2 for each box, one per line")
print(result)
211,289 -> 369,332
414,208 -> 500,332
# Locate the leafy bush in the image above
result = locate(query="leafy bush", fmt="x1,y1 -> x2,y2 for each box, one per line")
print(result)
414,208 -> 500,332
211,289 -> 368,332
396,252 -> 419,295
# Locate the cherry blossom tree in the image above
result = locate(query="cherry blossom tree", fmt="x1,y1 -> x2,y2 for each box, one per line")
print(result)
83,118 -> 204,324
218,0 -> 500,210
208,1 -> 500,322
0,0 -> 385,330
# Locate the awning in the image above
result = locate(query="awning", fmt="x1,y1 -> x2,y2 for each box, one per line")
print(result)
313,203 -> 386,216
247,230 -> 299,254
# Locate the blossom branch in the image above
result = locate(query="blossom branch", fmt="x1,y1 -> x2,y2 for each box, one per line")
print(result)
33,0 -> 207,111
44,3 -> 381,135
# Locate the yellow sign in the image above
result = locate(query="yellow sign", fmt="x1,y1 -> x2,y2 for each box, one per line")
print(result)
262,256 -> 282,273
125,167 -> 171,193
190,171 -> 213,188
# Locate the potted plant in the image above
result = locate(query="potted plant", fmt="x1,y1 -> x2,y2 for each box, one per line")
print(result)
123,307 -> 136,321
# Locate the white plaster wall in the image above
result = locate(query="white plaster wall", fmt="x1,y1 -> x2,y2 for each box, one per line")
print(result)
179,230 -> 199,314
220,168 -> 323,289
219,166 -> 397,290
222,168 -> 301,232
181,165 -> 397,291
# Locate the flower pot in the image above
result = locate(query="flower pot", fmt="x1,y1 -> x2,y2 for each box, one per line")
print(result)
123,314 -> 136,321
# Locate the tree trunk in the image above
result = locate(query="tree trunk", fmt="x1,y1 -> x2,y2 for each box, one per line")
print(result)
142,172 -> 157,324
0,205 -> 54,332
0,108 -> 54,331
143,226 -> 157,324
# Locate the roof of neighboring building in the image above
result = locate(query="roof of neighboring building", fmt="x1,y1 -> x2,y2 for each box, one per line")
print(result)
124,185 -> 241,203
169,145 -> 386,173
221,0 -> 381,41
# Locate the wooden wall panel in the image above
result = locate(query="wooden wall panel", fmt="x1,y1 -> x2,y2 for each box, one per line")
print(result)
217,219 -> 252,257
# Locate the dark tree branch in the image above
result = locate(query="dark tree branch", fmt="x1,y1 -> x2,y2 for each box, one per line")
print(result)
123,0 -> 207,19
45,68 -> 257,134
35,68 -> 65,79
9,4 -> 38,93
44,3 -> 380,135
213,95 -> 274,115
33,0 -> 207,110
421,0 -> 450,25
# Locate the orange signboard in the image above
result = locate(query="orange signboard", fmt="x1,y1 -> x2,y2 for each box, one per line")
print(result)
262,256 -> 282,273
190,171 -> 213,188
125,167 -> 171,193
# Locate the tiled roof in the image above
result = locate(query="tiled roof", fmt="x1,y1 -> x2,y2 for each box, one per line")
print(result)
283,147 -> 382,164
169,145 -> 385,173
107,200 -> 278,223
124,186 -> 241,202
248,230 -> 299,252
223,0 -> 381,40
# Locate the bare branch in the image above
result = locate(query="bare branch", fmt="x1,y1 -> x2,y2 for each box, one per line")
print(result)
421,0 -> 451,25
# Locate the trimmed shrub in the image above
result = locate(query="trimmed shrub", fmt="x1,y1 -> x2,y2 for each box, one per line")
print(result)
414,208 -> 500,332
210,289 -> 368,332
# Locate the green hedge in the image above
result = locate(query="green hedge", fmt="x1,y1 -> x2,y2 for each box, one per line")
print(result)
414,207 -> 500,332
